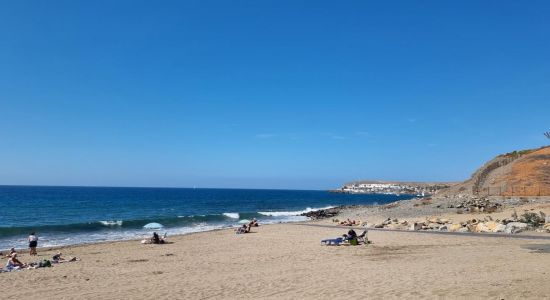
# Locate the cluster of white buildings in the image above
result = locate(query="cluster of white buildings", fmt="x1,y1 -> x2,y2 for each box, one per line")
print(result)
340,183 -> 428,196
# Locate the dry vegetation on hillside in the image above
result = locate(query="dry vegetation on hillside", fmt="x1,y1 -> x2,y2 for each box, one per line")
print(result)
495,146 -> 550,196
439,146 -> 550,197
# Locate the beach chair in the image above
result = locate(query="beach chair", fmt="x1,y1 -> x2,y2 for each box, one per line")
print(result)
357,230 -> 368,244
321,237 -> 344,246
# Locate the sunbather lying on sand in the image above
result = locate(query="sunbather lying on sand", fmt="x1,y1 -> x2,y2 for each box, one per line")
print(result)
52,252 -> 79,263
340,219 -> 357,226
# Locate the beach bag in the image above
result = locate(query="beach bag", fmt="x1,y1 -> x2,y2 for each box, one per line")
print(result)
38,260 -> 52,268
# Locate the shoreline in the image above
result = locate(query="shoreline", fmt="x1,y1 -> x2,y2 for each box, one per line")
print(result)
6,194 -> 550,253
1,218 -> 317,254
5,193 -> 550,257
2,225 -> 234,255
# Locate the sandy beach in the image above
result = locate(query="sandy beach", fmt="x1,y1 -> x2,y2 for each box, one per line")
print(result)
2,215 -> 550,300
3,0 -> 548,299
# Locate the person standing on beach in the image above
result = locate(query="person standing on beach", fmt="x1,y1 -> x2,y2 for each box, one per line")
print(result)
28,232 -> 38,256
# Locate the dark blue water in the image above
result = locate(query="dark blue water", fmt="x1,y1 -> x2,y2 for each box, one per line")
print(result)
0,186 -> 413,250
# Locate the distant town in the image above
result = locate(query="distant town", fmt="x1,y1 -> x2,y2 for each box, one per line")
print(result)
331,181 -> 453,196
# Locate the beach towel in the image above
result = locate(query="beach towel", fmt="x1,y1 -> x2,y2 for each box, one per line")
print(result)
321,237 -> 343,245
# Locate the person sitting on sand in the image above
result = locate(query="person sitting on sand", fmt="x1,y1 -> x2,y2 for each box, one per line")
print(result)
151,232 -> 165,244
235,224 -> 249,234
342,229 -> 358,245
347,229 -> 357,240
247,219 -> 259,229
52,252 -> 79,263
2,248 -> 17,258
140,232 -> 167,244
6,253 -> 26,269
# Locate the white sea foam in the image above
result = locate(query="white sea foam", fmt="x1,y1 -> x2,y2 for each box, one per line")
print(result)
260,215 -> 309,223
99,220 -> 123,226
223,212 -> 240,219
178,214 -> 207,218
258,206 -> 335,217
0,208 -> 333,251
0,215 -> 308,251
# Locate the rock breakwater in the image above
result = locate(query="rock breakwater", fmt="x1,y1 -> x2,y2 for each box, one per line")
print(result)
367,211 -> 550,234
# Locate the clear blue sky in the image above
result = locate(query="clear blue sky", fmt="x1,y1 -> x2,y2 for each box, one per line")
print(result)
1,1 -> 549,190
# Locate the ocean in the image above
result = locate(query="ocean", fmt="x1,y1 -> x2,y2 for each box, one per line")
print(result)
0,186 -> 413,250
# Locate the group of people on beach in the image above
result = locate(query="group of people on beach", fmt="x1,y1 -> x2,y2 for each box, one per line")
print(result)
235,218 -> 259,234
4,232 -> 39,258
2,232 -> 39,271
2,247 -> 78,272
1,232 -> 80,273
141,218 -> 260,243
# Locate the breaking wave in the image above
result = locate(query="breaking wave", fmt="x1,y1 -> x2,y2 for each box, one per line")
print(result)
99,220 -> 123,226
258,206 -> 335,217
222,213 -> 240,219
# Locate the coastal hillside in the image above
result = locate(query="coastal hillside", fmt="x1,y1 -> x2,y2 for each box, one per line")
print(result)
440,146 -> 550,197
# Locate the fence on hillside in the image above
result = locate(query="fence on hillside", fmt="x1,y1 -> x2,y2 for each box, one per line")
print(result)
476,185 -> 550,197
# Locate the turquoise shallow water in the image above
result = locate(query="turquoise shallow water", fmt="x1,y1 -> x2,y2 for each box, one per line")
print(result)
0,185 -> 413,250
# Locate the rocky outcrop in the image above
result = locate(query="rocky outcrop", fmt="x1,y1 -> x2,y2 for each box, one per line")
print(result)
505,222 -> 528,234
453,197 -> 502,213
301,206 -> 346,220
366,211 -> 550,235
